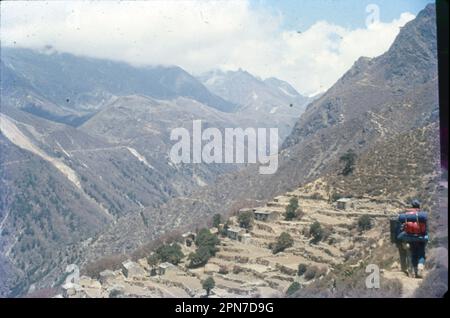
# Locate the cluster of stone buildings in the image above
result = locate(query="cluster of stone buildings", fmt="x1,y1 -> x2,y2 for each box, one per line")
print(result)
223,196 -> 354,242
60,191 -> 362,298
64,196 -> 356,296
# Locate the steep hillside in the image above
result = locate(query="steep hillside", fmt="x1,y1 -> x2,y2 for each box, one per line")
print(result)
323,123 -> 441,203
0,133 -> 111,296
284,3 -> 438,149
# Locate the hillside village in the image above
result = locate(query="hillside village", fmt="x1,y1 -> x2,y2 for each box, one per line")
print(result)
62,178 -> 424,298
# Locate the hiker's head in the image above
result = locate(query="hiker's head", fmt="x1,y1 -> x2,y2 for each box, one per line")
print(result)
411,199 -> 421,209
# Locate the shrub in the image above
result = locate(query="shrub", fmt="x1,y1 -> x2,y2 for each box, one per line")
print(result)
188,228 -> 220,268
195,228 -> 220,255
238,211 -> 254,229
343,249 -> 358,261
147,254 -> 159,267
298,263 -> 308,276
284,208 -> 297,221
286,282 -> 301,296
155,243 -> 184,265
309,221 -> 324,244
310,193 -> 323,200
284,198 -> 299,221
339,149 -> 357,176
357,215 -> 372,231
218,265 -> 229,274
188,246 -> 211,268
232,265 -> 242,274
272,232 -> 294,254
327,236 -> 337,245
331,192 -> 343,202
290,197 -> 299,209
304,265 -> 319,280
202,277 -> 215,297
109,288 -> 123,298
220,221 -> 230,237
212,214 -> 222,228
414,268 -> 448,298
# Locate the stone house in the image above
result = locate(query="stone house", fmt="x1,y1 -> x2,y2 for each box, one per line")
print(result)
121,260 -> 147,278
337,198 -> 352,210
227,227 -> 242,240
158,262 -> 176,276
254,209 -> 274,221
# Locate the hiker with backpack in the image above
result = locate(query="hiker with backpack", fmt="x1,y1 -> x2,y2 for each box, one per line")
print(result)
390,199 -> 428,278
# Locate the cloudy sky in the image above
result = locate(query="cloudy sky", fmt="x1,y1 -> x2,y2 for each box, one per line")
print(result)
1,0 -> 430,96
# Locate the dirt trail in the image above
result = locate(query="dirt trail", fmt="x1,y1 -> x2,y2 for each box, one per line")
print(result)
383,270 -> 422,298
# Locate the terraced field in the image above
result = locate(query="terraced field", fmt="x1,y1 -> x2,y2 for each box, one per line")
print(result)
65,187 -> 405,298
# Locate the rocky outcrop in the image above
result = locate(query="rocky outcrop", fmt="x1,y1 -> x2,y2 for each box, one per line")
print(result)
121,261 -> 147,279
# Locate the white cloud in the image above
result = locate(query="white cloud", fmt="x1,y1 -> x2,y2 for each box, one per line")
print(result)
0,1 -> 414,96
